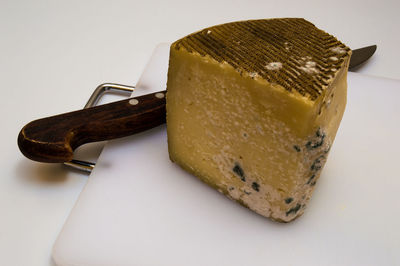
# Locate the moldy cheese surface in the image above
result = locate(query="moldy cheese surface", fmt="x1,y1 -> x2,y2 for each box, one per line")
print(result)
166,18 -> 351,222
173,18 -> 351,101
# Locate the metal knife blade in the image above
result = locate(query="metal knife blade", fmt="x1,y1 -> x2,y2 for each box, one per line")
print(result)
349,45 -> 377,71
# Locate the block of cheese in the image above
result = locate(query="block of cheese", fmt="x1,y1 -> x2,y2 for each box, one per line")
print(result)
166,18 -> 351,222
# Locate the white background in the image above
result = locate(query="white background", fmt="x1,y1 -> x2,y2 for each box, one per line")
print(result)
1,0 -> 399,265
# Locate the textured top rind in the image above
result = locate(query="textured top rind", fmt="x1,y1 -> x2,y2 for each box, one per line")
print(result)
172,18 -> 351,101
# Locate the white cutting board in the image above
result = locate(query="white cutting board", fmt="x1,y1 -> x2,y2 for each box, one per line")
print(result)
52,44 -> 400,266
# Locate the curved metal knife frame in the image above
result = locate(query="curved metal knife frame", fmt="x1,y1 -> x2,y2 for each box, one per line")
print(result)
64,83 -> 135,173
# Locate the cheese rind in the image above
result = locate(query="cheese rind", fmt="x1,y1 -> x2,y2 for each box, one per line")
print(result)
166,18 -> 351,222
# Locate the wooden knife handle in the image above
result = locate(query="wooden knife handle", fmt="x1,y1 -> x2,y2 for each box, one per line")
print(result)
18,90 -> 166,163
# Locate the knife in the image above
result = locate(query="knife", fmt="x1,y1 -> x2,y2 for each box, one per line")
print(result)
18,45 -> 377,164
349,45 -> 377,70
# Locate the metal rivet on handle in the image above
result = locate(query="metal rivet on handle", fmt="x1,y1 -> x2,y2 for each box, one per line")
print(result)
155,92 -> 165,99
129,99 -> 139,105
